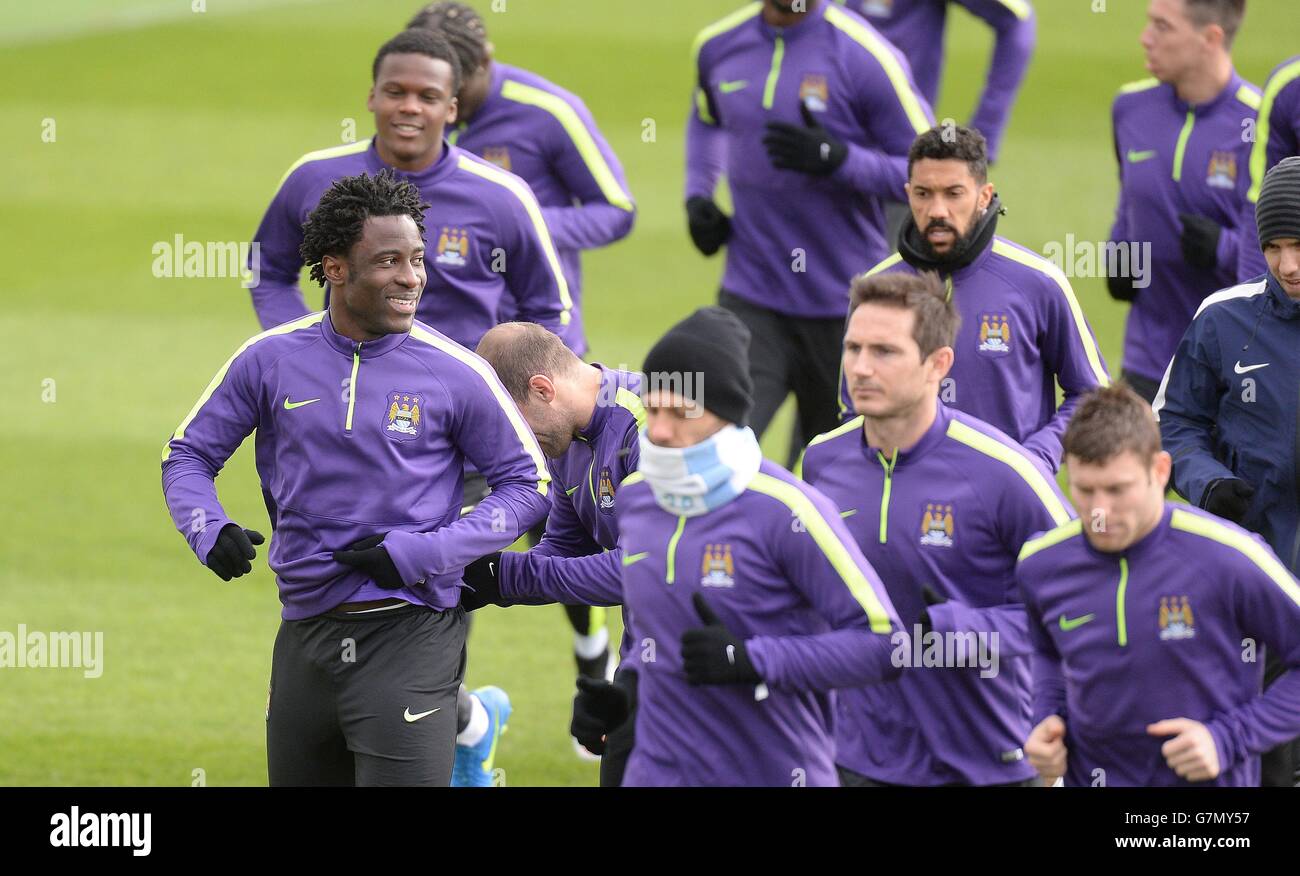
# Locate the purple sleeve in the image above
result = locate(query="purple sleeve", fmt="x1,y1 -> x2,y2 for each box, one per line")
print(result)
498,548 -> 624,607
685,107 -> 728,200
1205,546 -> 1300,770
1019,568 -> 1067,724
494,182 -> 569,336
1108,102 -> 1131,245
1020,272 -> 1109,471
161,348 -> 262,564
530,485 -> 602,560
829,38 -> 934,199
535,96 -> 635,251
954,0 -> 1036,164
384,360 -> 550,582
249,173 -> 313,330
745,486 -> 901,692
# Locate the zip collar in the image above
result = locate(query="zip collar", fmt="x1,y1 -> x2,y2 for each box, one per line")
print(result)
1169,69 -> 1246,116
364,135 -> 461,186
863,401 -> 952,468
320,312 -> 411,359
1083,502 -> 1174,562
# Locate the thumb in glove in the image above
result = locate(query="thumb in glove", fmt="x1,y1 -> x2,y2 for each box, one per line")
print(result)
333,533 -> 405,589
205,524 -> 265,581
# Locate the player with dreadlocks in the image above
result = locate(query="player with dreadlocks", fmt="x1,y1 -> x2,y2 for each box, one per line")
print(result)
163,170 -> 551,785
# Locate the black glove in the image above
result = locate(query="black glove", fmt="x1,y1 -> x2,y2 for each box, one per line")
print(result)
1106,272 -> 1139,303
681,592 -> 761,686
918,584 -> 947,633
761,101 -> 847,176
686,196 -> 731,256
333,534 -> 404,589
459,552 -> 504,611
1201,478 -> 1255,524
205,524 -> 265,581
570,675 -> 631,755
1179,213 -> 1222,270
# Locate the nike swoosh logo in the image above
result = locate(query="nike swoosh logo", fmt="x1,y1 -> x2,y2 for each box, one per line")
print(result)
1234,361 -> 1269,374
840,509 -> 857,518
718,79 -> 748,93
621,551 -> 649,567
403,706 -> 441,722
1126,149 -> 1156,163
283,396 -> 320,410
488,561 -> 496,577
1058,613 -> 1096,632
565,484 -> 580,496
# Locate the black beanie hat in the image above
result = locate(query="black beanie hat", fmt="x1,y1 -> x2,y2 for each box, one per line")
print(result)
1257,156 -> 1300,250
642,306 -> 754,426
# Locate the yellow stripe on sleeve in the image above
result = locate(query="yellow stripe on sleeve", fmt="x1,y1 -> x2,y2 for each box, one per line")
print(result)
823,5 -> 931,135
1018,518 -> 1083,562
409,326 -> 551,497
747,472 -> 894,633
500,80 -> 634,212
946,419 -> 1073,526
1171,510 -> 1300,607
1247,59 -> 1300,203
275,139 -> 373,189
456,154 -> 573,326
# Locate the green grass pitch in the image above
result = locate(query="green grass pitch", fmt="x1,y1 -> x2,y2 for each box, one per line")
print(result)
1,0 -> 1295,785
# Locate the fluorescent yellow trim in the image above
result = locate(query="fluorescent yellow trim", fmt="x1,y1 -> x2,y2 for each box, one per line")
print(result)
622,471 -> 645,486
500,80 -> 634,212
1018,518 -> 1083,562
808,415 -> 864,450
946,419 -> 1072,525
747,473 -> 893,633
863,252 -> 904,278
409,325 -> 551,497
455,154 -> 573,326
695,88 -> 715,125
1171,111 -> 1195,182
793,449 -> 807,480
276,139 -> 372,189
345,348 -> 360,431
691,3 -> 762,68
824,5 -> 931,134
1118,78 -> 1160,95
761,36 -> 785,111
991,240 -> 1110,388
614,386 -> 647,431
876,448 -> 897,544
1235,85 -> 1262,112
1171,509 -> 1300,607
1115,557 -> 1129,647
665,516 -> 687,585
1247,59 -> 1300,203
163,313 -> 324,460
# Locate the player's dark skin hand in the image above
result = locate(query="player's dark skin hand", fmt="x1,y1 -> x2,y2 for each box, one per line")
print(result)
686,196 -> 731,256
1106,272 -> 1139,302
762,101 -> 847,176
205,524 -> 265,581
1179,213 -> 1222,270
681,592 -> 762,685
1202,478 -> 1255,524
570,676 -> 630,755
333,534 -> 404,589
459,551 -> 504,611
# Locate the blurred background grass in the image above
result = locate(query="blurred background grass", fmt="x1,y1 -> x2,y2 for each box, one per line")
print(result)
1,0 -> 1295,785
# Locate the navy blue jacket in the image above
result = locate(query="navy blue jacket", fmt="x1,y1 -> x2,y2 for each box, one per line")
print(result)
1155,273 -> 1300,572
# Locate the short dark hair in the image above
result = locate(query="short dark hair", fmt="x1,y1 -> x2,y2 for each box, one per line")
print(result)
1062,383 -> 1162,466
300,170 -> 429,287
372,28 -> 463,95
475,322 -> 580,401
407,2 -> 489,78
1182,0 -> 1246,48
907,125 -> 989,185
847,271 -> 960,359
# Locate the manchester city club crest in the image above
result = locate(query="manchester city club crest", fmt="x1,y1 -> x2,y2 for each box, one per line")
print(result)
1206,151 -> 1237,190
799,74 -> 829,113
1158,595 -> 1196,640
919,503 -> 954,548
598,466 -> 616,511
700,543 -> 735,588
483,146 -> 512,172
384,391 -> 422,441
977,313 -> 1012,355
435,227 -> 470,267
